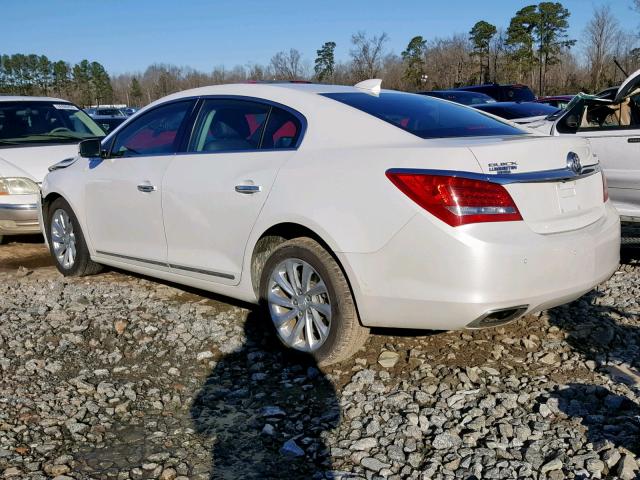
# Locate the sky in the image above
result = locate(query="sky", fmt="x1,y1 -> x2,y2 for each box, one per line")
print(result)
1,0 -> 638,75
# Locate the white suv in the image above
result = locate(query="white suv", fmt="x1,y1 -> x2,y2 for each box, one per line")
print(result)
0,96 -> 105,243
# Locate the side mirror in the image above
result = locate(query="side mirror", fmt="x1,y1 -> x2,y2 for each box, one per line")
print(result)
79,138 -> 102,158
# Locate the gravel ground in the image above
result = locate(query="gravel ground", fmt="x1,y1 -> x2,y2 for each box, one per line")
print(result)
0,239 -> 639,480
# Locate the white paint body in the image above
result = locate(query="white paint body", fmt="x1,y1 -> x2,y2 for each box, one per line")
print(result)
41,83 -> 620,331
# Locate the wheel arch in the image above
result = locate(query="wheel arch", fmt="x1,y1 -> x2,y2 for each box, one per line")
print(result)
248,222 -> 361,318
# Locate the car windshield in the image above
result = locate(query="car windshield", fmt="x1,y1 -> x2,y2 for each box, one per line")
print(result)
322,91 -> 525,139
0,101 -> 105,146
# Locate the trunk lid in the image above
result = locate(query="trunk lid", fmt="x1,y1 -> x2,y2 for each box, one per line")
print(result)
467,135 -> 605,234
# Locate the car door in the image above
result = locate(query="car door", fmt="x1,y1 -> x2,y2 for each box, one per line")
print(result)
162,98 -> 304,285
571,94 -> 640,218
84,99 -> 196,266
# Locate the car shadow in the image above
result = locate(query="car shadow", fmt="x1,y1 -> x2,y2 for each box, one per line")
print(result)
189,308 -> 340,479
541,252 -> 640,467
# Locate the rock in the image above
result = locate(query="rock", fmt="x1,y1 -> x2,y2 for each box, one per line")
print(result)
159,468 -> 177,480
361,457 -> 390,472
539,353 -> 558,365
196,350 -> 214,361
261,424 -> 275,436
280,439 -> 305,457
114,319 -> 127,334
617,454 -> 639,480
540,457 -> 563,474
378,350 -> 400,368
261,406 -> 286,417
351,437 -> 377,451
432,432 -> 462,450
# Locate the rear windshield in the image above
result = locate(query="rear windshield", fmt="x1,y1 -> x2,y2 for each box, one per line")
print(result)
322,92 -> 525,139
474,102 -> 559,120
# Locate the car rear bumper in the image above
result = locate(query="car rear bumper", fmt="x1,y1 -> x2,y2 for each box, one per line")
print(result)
341,202 -> 620,330
0,198 -> 41,235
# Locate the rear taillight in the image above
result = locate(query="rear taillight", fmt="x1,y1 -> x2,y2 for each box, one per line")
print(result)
386,171 -> 522,227
602,173 -> 609,202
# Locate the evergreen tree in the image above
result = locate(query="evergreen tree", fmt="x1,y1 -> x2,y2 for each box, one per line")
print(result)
401,36 -> 427,89
129,77 -> 143,106
314,41 -> 336,82
469,21 -> 497,83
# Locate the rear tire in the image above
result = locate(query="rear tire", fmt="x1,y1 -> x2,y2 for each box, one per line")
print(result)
46,197 -> 102,277
260,237 -> 369,366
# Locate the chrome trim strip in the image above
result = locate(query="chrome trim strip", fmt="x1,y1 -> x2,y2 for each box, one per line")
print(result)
386,164 -> 601,185
0,203 -> 38,211
168,263 -> 235,280
95,250 -> 166,267
95,250 -> 235,280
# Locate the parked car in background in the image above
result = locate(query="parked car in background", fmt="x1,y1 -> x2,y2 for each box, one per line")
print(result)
472,102 -> 560,123
88,107 -> 127,117
92,115 -> 127,134
535,95 -> 574,109
123,107 -> 139,116
524,69 -> 640,225
453,83 -> 536,102
40,80 -> 619,365
0,96 -> 105,243
419,90 -> 495,106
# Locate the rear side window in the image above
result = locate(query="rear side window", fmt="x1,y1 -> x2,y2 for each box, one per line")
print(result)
189,99 -> 270,152
111,100 -> 192,157
262,107 -> 302,149
323,92 -> 524,139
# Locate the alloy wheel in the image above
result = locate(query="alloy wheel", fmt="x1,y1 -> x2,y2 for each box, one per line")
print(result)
267,258 -> 332,351
51,209 -> 77,269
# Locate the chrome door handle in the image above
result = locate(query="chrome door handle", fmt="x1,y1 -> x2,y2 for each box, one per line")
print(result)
235,185 -> 262,194
137,184 -> 157,193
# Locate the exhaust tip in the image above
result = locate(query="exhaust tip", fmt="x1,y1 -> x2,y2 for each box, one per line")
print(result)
466,305 -> 529,329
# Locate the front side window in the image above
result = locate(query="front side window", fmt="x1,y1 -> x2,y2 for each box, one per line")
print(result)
189,99 -> 270,152
110,100 -> 192,157
0,101 -> 105,146
323,92 -> 525,139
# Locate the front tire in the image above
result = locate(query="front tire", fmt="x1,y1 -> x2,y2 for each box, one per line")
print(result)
46,197 -> 102,277
260,237 -> 369,366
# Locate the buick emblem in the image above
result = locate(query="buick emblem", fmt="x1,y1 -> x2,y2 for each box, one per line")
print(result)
567,152 -> 582,174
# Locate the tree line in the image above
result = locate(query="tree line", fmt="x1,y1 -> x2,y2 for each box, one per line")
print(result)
0,54 -> 113,106
2,2 -> 640,107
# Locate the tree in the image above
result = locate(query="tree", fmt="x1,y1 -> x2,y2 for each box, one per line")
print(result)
129,77 -> 143,106
469,21 -> 497,83
350,31 -> 388,81
90,61 -> 113,104
314,41 -> 336,82
52,60 -> 72,98
270,49 -> 304,80
535,2 -> 576,95
506,5 -> 539,86
584,5 -> 619,91
72,60 -> 92,106
401,36 -> 427,89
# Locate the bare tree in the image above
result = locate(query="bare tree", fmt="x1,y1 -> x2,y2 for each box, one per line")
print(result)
349,31 -> 388,81
270,49 -> 304,80
584,5 -> 619,91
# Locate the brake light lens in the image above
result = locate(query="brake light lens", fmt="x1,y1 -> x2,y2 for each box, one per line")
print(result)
386,171 -> 522,227
602,173 -> 609,202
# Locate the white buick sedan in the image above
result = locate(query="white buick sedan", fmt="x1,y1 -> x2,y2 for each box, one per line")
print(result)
40,80 -> 620,365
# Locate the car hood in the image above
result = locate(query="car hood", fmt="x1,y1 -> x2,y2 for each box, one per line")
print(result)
614,67 -> 640,103
0,144 -> 79,182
